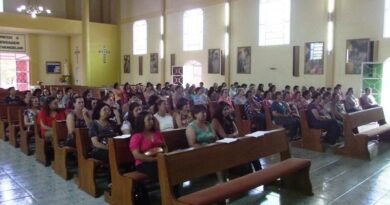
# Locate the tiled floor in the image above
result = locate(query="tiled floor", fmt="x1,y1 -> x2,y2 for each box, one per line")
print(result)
2,139 -> 390,205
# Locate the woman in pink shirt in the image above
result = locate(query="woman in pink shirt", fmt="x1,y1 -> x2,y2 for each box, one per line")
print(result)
129,111 -> 165,182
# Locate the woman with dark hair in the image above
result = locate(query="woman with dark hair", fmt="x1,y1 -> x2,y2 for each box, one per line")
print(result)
24,96 -> 40,132
143,84 -> 155,104
271,92 -> 300,140
186,105 -> 217,147
102,94 -> 121,130
82,89 -> 92,108
65,97 -> 89,147
344,88 -> 361,113
38,97 -> 66,140
262,91 -> 272,109
129,111 -> 165,182
207,86 -> 219,102
88,102 -> 118,163
112,82 -> 122,104
173,98 -> 193,128
244,90 -> 265,131
211,102 -> 238,138
121,102 -> 143,134
121,82 -> 132,105
307,93 -> 341,146
154,99 -> 174,131
23,90 -> 32,106
218,88 -> 233,108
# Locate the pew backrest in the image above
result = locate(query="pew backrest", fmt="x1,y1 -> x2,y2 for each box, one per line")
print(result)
161,128 -> 189,152
157,128 -> 290,186
52,121 -> 68,148
343,107 -> 386,131
108,137 -> 134,175
75,128 -> 91,159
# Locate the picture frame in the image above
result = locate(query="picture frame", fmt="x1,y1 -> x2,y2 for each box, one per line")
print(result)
304,42 -> 324,75
208,49 -> 221,74
237,47 -> 251,74
150,53 -> 159,73
345,38 -> 370,74
123,55 -> 130,73
46,61 -> 61,74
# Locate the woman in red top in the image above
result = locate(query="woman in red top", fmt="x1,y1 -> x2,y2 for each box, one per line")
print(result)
38,96 -> 66,141
129,111 -> 165,182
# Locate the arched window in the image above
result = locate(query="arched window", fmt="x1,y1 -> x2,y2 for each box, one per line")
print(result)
259,0 -> 291,46
183,9 -> 203,51
133,20 -> 147,55
183,60 -> 202,86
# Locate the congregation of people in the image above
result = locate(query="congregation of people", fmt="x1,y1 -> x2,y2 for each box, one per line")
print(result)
2,81 -> 381,203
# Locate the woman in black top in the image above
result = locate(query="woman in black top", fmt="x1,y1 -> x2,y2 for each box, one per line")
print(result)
211,102 -> 238,138
88,102 -> 118,163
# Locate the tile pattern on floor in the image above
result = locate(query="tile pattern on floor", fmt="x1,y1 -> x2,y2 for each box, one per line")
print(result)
2,139 -> 390,204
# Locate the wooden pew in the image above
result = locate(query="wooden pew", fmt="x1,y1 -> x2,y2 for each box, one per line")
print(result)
0,103 -> 8,141
293,110 -> 324,152
342,107 -> 390,160
233,104 -> 252,136
19,109 -> 34,155
162,128 -> 189,152
106,137 -> 150,205
34,123 -> 51,166
52,121 -> 76,180
8,105 -> 25,147
265,107 -> 282,131
157,128 -> 313,205
74,128 -> 104,197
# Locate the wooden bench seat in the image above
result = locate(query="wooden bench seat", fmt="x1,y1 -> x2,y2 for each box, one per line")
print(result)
8,105 -> 25,147
52,121 -> 76,180
292,110 -> 324,152
162,128 -> 189,152
34,123 -> 52,166
0,103 -> 9,141
342,107 -> 390,160
106,137 -> 150,205
178,158 -> 310,205
75,128 -> 106,197
19,108 -> 35,155
157,128 -> 313,205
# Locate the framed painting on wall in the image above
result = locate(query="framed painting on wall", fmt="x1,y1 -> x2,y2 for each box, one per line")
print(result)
345,38 -> 370,74
150,53 -> 158,73
123,55 -> 130,73
208,49 -> 221,74
46,61 -> 61,74
304,42 -> 324,75
237,47 -> 251,74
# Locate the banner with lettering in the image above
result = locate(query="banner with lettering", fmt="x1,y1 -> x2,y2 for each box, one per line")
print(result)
0,34 -> 26,52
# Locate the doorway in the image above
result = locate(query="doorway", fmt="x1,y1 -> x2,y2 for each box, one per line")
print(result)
0,53 -> 30,91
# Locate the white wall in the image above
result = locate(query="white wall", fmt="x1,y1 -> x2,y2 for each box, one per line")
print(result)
120,0 -> 390,91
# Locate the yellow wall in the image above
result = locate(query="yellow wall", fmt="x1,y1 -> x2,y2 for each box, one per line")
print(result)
0,12 -> 120,87
88,23 -> 120,86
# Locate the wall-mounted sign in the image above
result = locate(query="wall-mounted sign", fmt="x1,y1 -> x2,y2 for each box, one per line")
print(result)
0,34 -> 26,52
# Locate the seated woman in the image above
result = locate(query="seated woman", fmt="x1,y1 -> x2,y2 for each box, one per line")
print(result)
344,88 -> 362,113
103,95 -> 122,131
218,88 -> 233,108
121,102 -> 142,134
24,96 -> 40,132
360,87 -> 379,109
244,90 -> 265,131
173,98 -> 193,128
261,91 -> 272,109
5,87 -> 23,105
65,97 -> 89,147
233,88 -> 247,105
186,105 -> 217,147
271,92 -> 300,140
38,97 -> 66,141
88,102 -> 118,164
330,92 -> 347,125
307,93 -> 341,146
23,91 -> 32,106
129,111 -> 165,182
192,87 -> 210,106
211,102 -> 238,139
153,99 -> 174,131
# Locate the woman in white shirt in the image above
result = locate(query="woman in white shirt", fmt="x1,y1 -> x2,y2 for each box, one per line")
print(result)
153,99 -> 174,131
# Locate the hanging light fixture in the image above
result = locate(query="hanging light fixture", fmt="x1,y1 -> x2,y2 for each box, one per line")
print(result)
16,0 -> 51,18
